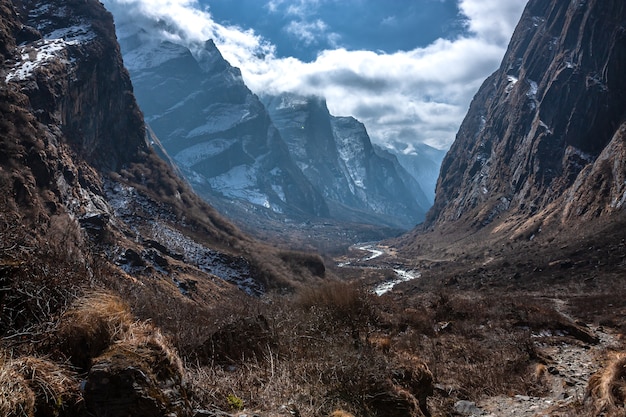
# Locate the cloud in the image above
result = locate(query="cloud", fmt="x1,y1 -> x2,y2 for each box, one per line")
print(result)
101,0 -> 528,150
284,19 -> 339,47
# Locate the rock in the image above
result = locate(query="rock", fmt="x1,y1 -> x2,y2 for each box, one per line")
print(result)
84,331 -> 190,417
264,93 -> 429,229
115,32 -> 329,220
454,400 -> 482,416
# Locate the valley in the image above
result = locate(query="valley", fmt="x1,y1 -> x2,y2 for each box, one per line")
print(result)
0,0 -> 625,416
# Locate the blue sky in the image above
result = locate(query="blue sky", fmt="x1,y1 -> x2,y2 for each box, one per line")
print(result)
203,0 -> 465,61
103,0 -> 528,151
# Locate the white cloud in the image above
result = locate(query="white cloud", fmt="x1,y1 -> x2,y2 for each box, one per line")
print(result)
284,19 -> 336,46
102,0 -> 528,150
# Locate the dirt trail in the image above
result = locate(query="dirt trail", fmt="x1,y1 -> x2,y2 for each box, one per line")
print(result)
460,301 -> 619,417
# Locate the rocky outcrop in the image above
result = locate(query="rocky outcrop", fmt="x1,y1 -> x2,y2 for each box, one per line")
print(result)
115,28 -> 328,219
427,0 -> 626,232
264,93 -> 429,229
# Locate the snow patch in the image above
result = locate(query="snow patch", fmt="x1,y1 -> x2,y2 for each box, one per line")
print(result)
123,41 -> 190,71
527,79 -> 538,98
5,22 -> 95,83
275,95 -> 309,110
174,139 -> 232,167
5,40 -> 66,82
505,75 -> 518,94
209,164 -> 272,208
185,104 -> 254,137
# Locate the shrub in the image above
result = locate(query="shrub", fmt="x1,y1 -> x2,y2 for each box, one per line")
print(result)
296,281 -> 372,326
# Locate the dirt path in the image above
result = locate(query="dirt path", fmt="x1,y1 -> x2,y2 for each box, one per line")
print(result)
458,301 -> 619,417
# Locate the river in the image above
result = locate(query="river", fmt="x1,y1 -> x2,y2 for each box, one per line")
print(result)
338,243 -> 420,296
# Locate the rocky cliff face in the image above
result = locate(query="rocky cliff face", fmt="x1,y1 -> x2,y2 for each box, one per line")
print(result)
264,93 -> 429,229
0,2 -> 331,413
427,0 -> 626,233
115,28 -> 328,219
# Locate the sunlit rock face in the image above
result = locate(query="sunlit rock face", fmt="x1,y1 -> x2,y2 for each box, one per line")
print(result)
264,93 -> 430,229
117,31 -> 328,219
427,0 -> 626,230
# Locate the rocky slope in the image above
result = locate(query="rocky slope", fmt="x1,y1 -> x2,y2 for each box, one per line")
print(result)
114,25 -> 328,220
425,0 -> 626,236
0,1 -> 330,414
264,93 -> 429,229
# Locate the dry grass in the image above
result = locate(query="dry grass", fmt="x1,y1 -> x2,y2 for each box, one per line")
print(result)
329,410 -> 355,417
55,290 -> 133,369
0,355 -> 81,417
184,284 -> 434,417
587,352 -> 626,416
0,358 -> 35,417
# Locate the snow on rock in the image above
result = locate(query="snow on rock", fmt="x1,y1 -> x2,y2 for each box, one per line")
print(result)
105,181 -> 264,295
123,41 -> 191,72
6,39 -> 68,82
185,104 -> 253,138
174,139 -> 233,168
209,164 -> 272,209
150,223 -> 264,296
505,75 -> 519,94
5,18 -> 95,83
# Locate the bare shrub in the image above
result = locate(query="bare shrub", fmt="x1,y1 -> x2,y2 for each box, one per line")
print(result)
43,214 -> 84,262
295,281 -> 371,326
197,314 -> 275,365
278,250 -> 326,278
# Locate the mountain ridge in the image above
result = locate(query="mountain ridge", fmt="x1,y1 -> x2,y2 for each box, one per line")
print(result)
421,0 -> 626,239
264,92 -> 429,229
116,30 -> 330,220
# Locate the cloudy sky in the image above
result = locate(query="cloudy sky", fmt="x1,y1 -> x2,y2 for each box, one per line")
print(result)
102,0 -> 528,150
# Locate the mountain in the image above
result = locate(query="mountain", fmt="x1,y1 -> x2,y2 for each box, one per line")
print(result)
423,0 -> 626,237
264,93 -> 430,229
115,27 -> 329,220
0,1 -> 332,414
379,142 -> 446,205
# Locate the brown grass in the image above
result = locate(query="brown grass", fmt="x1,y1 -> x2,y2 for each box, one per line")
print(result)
295,281 -> 371,325
0,358 -> 35,417
0,355 -> 81,417
329,410 -> 355,417
55,291 -> 133,369
587,352 -> 626,416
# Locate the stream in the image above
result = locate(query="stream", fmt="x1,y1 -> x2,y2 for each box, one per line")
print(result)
339,243 -> 420,296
